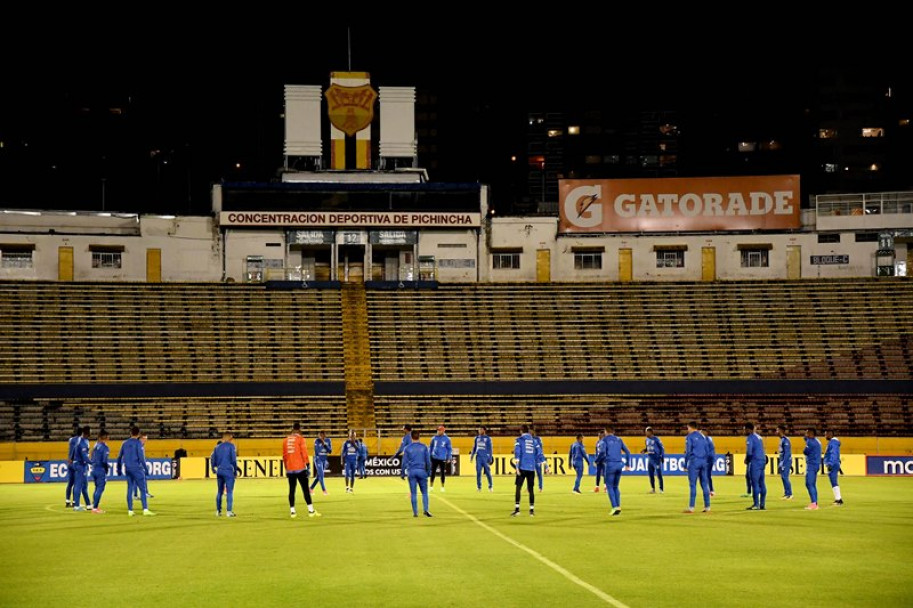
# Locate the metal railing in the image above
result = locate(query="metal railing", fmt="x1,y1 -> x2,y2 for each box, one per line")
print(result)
816,191 -> 913,217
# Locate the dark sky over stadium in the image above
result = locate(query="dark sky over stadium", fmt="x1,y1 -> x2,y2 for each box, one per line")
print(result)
0,18 -> 906,214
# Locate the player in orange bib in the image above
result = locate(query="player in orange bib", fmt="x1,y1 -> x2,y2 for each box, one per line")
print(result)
283,422 -> 321,519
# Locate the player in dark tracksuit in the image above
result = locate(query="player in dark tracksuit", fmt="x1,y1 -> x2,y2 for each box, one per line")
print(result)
117,426 -> 154,516
470,426 -> 494,492
211,431 -> 238,517
684,421 -> 711,513
569,435 -> 588,494
803,429 -> 822,510
776,425 -> 793,500
66,427 -> 91,508
309,431 -> 332,494
401,430 -> 432,517
90,431 -> 110,513
598,427 -> 631,516
511,425 -> 543,517
342,431 -> 359,493
71,428 -> 91,511
744,422 -> 767,510
642,427 -> 665,493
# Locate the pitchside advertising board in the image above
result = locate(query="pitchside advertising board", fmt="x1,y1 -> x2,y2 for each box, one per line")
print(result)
866,456 -> 913,476
461,454 -> 733,476
559,175 -> 800,233
24,459 -> 173,483
202,456 -> 461,479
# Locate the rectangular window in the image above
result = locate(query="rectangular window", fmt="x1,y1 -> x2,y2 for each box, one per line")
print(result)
740,249 -> 769,268
492,252 -> 521,269
438,243 -> 467,249
819,128 -> 838,139
656,250 -> 684,268
574,252 -> 603,270
92,251 -> 122,268
861,127 -> 884,138
855,232 -> 879,242
818,233 -> 841,244
1,247 -> 34,268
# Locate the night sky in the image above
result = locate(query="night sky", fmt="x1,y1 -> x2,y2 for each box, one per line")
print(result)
1,19 -> 906,215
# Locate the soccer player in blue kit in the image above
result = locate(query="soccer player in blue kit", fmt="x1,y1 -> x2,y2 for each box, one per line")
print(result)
642,426 -> 665,494
342,430 -> 360,493
401,430 -> 432,517
803,428 -> 822,510
470,426 -> 494,492
824,429 -> 844,506
776,424 -> 793,500
744,422 -> 767,510
683,421 -> 711,513
568,434 -> 588,494
598,426 -> 631,516
211,431 -> 238,517
89,431 -> 110,514
117,426 -> 155,516
309,430 -> 332,495
71,426 -> 91,511
511,424 -> 543,517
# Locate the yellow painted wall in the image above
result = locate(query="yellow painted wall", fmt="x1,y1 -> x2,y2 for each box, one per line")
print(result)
0,461 -> 22,483
3,436 -> 912,462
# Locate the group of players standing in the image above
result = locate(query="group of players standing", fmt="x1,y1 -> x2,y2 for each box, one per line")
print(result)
63,420 -> 845,520
64,425 -> 155,516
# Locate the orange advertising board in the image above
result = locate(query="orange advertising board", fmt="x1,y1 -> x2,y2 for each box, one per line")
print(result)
558,175 -> 800,233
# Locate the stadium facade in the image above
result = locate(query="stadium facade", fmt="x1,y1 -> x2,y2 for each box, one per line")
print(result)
0,72 -> 911,283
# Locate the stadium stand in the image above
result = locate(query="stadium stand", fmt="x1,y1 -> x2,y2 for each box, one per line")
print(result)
0,278 -> 911,443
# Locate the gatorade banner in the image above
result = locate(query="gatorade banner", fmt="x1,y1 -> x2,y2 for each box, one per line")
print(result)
24,459 -> 173,483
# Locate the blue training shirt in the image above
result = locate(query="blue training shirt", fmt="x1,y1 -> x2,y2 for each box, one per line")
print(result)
73,437 -> 90,468
704,435 -> 716,466
824,437 -> 841,468
430,434 -> 452,461
600,435 -> 631,466
314,437 -> 332,461
117,437 -> 146,472
644,436 -> 665,463
342,439 -> 359,462
394,433 -> 411,457
778,436 -> 792,471
569,441 -> 588,466
804,437 -> 822,470
470,435 -> 493,463
513,433 -> 542,472
211,441 -> 237,477
401,441 -> 431,476
90,442 -> 109,473
746,432 -> 766,465
685,431 -> 710,468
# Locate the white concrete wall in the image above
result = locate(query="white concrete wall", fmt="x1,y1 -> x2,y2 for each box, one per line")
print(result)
418,229 -> 478,282
0,215 -> 220,282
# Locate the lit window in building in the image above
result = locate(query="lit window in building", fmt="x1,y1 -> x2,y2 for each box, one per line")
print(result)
492,252 -> 521,270
529,155 -> 545,170
659,155 -> 677,167
641,155 -> 658,167
656,250 -> 684,268
568,126 -> 580,135
818,129 -> 837,139
547,129 -> 563,138
740,249 -> 769,268
760,140 -> 782,151
659,123 -> 679,136
604,155 -> 620,165
574,252 -> 603,270
870,163 -> 880,172
92,251 -> 122,269
861,128 -> 884,138
824,164 -> 838,173
899,118 -> 910,127
1,247 -> 34,268
738,142 -> 757,152
585,155 -> 601,165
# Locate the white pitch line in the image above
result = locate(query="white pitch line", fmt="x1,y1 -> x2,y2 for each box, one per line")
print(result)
438,496 -> 631,608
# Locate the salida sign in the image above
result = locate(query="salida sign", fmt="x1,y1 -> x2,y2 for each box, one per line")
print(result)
559,175 -> 800,233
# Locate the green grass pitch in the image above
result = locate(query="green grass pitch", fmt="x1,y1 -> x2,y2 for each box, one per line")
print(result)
1,475 -> 911,608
